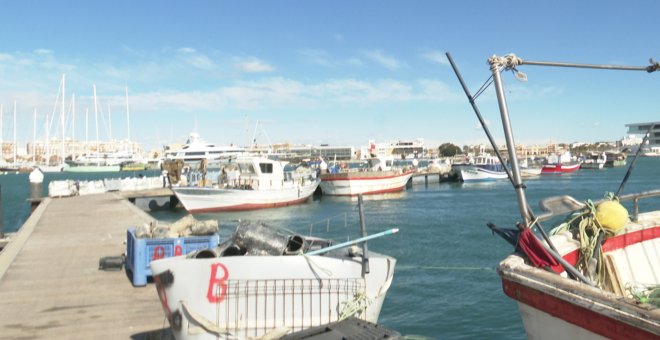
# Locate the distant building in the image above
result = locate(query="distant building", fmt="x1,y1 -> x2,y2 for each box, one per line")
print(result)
361,139 -> 425,159
626,121 -> 660,153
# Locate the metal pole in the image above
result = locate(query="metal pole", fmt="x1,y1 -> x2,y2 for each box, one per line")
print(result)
490,62 -> 531,225
446,52 -> 514,183
305,228 -> 399,256
358,194 -> 370,276
521,59 -> 656,72
616,123 -> 655,197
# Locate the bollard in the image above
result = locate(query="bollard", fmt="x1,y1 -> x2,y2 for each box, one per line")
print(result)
30,182 -> 43,201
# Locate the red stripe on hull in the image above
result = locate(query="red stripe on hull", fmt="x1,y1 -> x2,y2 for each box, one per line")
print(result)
541,164 -> 580,174
548,225 -> 660,274
187,196 -> 311,213
502,279 -> 657,339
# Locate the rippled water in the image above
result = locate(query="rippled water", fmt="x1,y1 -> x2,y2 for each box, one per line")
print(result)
3,157 -> 659,338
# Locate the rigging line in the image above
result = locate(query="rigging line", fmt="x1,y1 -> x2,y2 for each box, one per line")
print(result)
472,75 -> 494,101
447,53 -> 562,257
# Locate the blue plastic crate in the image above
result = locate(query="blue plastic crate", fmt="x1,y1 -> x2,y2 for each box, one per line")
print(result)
125,227 -> 220,286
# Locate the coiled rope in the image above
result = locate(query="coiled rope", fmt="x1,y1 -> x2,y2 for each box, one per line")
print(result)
550,194 -> 619,287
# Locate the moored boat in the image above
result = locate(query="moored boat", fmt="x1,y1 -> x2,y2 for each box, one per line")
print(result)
172,155 -> 319,212
580,152 -> 606,169
541,162 -> 580,174
605,152 -> 627,167
150,200 -> 398,339
450,53 -> 660,340
458,154 -> 508,182
318,158 -> 413,196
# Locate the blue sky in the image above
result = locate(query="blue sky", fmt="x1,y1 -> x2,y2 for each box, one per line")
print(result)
1,1 -> 659,151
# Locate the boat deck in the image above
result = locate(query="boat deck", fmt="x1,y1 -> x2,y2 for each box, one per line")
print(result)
0,193 -> 172,339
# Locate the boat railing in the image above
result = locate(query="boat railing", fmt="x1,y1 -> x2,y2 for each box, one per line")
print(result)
618,189 -> 660,221
208,277 -> 366,338
537,189 -> 660,222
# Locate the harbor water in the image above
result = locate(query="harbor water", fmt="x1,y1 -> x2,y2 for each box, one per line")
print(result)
2,158 -> 659,338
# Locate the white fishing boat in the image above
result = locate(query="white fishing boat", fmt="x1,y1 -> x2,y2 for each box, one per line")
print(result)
319,157 -> 413,196
580,152 -> 607,170
172,156 -> 319,212
458,154 -> 508,182
150,200 -> 398,339
448,53 -> 660,339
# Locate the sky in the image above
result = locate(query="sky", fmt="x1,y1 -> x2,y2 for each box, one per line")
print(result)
0,1 -> 659,151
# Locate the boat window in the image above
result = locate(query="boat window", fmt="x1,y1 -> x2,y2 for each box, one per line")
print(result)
238,163 -> 255,174
259,163 -> 273,174
187,152 -> 205,156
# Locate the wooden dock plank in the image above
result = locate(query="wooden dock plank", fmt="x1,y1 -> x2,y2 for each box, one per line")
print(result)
0,193 -> 173,339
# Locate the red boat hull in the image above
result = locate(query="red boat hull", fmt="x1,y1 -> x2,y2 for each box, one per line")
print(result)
541,163 -> 580,174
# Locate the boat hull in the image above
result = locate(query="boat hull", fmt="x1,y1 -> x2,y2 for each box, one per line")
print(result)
459,167 -> 508,182
151,253 -> 396,339
64,165 -> 121,173
580,162 -> 605,170
172,180 -> 319,213
319,171 -> 413,196
498,222 -> 660,339
540,163 -> 580,174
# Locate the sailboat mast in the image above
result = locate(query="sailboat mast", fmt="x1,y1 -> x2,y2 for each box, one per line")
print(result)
72,94 -> 76,160
85,108 -> 89,145
13,100 -> 17,165
125,85 -> 131,152
93,84 -> 100,166
33,108 -> 36,163
61,74 -> 66,165
0,104 -> 3,161
45,113 -> 50,165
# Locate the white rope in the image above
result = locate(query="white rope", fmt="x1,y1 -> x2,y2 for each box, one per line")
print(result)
488,53 -> 524,70
338,292 -> 371,321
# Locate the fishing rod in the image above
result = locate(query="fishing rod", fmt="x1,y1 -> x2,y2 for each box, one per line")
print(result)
616,123 -> 655,197
304,228 -> 399,256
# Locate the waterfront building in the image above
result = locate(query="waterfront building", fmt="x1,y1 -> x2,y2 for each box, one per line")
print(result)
361,139 -> 426,159
626,122 -> 660,154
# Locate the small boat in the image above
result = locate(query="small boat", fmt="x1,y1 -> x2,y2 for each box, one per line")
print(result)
541,163 -> 580,174
449,53 -> 660,339
580,152 -> 606,170
318,157 -> 413,196
458,154 -> 508,182
65,151 -> 142,173
605,152 -> 627,167
150,199 -> 398,339
172,156 -> 319,212
520,167 -> 542,177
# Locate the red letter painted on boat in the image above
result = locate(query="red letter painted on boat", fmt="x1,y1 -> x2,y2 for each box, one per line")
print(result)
152,246 -> 165,260
207,263 -> 229,303
174,245 -> 182,256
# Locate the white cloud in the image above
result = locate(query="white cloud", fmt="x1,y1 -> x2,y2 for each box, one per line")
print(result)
34,49 -> 54,55
361,50 -> 403,70
176,48 -> 215,70
422,50 -> 449,65
299,49 -> 333,67
234,57 -> 274,73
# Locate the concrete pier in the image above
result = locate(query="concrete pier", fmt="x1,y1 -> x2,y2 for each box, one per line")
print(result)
0,193 -> 172,339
